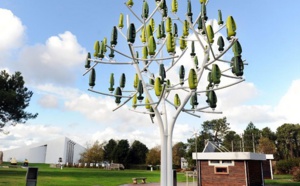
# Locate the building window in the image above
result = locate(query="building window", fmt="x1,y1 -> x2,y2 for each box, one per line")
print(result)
66,140 -> 76,164
222,160 -> 232,164
214,166 -> 229,174
210,160 -> 220,164
209,160 -> 234,166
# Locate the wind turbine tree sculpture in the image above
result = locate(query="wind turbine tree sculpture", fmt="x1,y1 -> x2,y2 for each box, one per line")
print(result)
83,0 -> 246,185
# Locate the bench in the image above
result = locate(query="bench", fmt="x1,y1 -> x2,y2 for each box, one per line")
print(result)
132,177 -> 147,184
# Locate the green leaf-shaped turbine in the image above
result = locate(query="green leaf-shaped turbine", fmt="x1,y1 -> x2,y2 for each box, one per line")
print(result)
226,16 -> 237,39
111,26 -> 118,47
118,13 -> 124,29
85,52 -> 91,69
211,64 -> 221,85
114,87 -> 122,104
89,68 -> 96,88
188,69 -> 198,90
108,73 -> 115,93
217,36 -> 225,52
148,36 -> 156,56
120,73 -> 126,89
179,65 -> 185,85
218,10 -> 224,25
127,23 -> 136,44
141,0 -> 149,19
154,77 -> 162,96
166,33 -> 175,54
174,94 -> 181,108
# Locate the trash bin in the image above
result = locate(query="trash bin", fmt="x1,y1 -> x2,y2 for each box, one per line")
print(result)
26,167 -> 38,186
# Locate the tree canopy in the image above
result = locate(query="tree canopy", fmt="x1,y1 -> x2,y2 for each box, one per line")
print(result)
202,117 -> 230,144
0,70 -> 38,128
223,130 -> 241,152
113,139 -> 130,165
172,142 -> 187,168
79,122 -> 300,168
276,123 -> 300,159
243,122 -> 260,152
104,139 -> 118,162
127,140 -> 148,164
146,146 -> 161,166
80,140 -> 105,163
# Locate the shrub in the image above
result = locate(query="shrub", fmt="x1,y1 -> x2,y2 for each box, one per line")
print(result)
292,167 -> 300,182
276,158 -> 300,174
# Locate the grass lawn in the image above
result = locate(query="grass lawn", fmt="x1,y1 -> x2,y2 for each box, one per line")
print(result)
265,174 -> 300,186
0,163 -> 193,186
1,163 -> 300,186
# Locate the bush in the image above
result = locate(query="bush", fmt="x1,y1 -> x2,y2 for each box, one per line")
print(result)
292,167 -> 300,182
276,158 -> 300,174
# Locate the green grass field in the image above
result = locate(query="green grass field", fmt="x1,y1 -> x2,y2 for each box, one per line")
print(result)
0,163 -> 299,186
265,174 -> 300,186
0,163 -> 192,186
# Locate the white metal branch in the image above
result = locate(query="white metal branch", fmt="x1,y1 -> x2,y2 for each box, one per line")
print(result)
125,3 -> 143,24
88,88 -> 133,98
83,62 -> 98,76
113,92 -> 137,112
196,79 -> 245,93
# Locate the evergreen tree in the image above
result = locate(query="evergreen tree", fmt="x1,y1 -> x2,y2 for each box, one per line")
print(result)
113,139 -> 130,165
0,70 -> 38,128
243,122 -> 260,152
127,140 -> 148,164
223,130 -> 241,152
104,139 -> 117,162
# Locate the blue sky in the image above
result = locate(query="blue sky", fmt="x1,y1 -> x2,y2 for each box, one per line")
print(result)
1,0 -> 300,151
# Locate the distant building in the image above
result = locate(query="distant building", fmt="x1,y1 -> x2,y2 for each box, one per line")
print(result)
3,137 -> 85,164
181,157 -> 188,169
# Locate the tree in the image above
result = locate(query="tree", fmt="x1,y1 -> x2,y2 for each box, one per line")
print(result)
113,139 -> 130,165
256,137 -> 276,154
104,139 -> 117,162
223,130 -> 241,152
83,0 -> 246,184
261,127 -> 276,142
127,140 -> 149,164
202,117 -> 230,144
186,131 -> 208,167
243,122 -> 260,152
80,140 -> 105,163
172,142 -> 187,168
0,70 -> 38,131
276,123 -> 300,159
146,146 -> 161,166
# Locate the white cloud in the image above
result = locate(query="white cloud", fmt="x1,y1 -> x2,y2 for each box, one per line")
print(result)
36,84 -> 82,100
18,31 -> 86,85
275,79 -> 300,123
0,124 -> 63,151
64,93 -> 153,127
0,8 -> 25,65
0,9 -> 25,52
38,95 -> 59,108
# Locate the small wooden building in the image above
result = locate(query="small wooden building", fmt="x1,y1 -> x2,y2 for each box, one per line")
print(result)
193,152 -> 266,186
